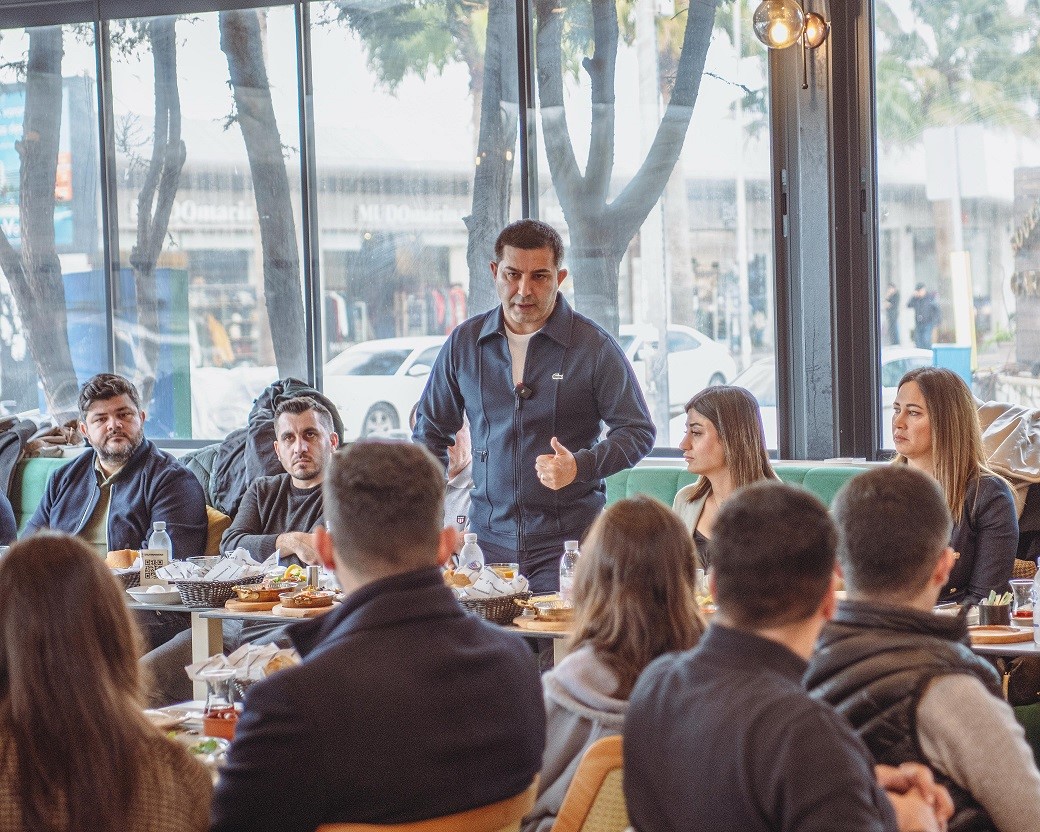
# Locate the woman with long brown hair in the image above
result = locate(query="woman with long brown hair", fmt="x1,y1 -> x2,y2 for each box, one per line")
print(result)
522,496 -> 704,832
0,533 -> 212,832
892,366 -> 1017,604
673,385 -> 777,569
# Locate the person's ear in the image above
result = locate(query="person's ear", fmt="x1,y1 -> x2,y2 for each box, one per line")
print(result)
933,546 -> 956,587
819,572 -> 839,621
490,261 -> 499,280
330,432 -> 339,449
78,421 -> 88,439
315,525 -> 336,570
556,268 -> 568,287
139,410 -> 146,424
436,527 -> 459,567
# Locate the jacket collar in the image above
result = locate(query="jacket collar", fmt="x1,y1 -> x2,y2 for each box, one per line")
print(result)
288,565 -> 465,658
832,597 -> 970,645
476,295 -> 574,347
699,622 -> 808,681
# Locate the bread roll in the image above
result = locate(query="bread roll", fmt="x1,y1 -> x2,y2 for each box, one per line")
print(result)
105,549 -> 136,569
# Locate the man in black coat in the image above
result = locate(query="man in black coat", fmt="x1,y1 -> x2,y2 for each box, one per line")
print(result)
210,440 -> 545,832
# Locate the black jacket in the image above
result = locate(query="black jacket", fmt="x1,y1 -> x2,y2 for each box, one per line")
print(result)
23,438 -> 207,557
210,566 -> 546,832
805,599 -> 1003,832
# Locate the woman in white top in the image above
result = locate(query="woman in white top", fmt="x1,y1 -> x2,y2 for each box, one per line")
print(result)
673,385 -> 776,569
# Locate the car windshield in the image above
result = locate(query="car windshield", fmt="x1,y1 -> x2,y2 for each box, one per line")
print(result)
732,361 -> 776,407
328,347 -> 412,376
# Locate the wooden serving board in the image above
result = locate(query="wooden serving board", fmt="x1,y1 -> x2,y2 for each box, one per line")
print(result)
512,615 -> 572,633
225,598 -> 278,613
969,625 -> 1033,644
272,601 -> 340,618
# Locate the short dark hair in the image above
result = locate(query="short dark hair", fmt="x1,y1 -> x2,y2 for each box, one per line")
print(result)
832,467 -> 952,601
710,481 -> 837,629
494,219 -> 564,268
323,440 -> 445,577
274,396 -> 334,435
78,374 -> 142,418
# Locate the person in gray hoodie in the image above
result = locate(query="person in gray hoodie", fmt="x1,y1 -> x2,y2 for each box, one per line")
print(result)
523,496 -> 705,832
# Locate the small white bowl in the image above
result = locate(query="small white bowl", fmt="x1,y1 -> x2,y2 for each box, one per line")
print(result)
126,587 -> 182,605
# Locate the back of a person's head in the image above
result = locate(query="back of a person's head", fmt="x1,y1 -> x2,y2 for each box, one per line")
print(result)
832,466 -> 952,603
710,481 -> 836,629
572,496 -> 703,698
324,439 -> 445,578
0,533 -> 151,831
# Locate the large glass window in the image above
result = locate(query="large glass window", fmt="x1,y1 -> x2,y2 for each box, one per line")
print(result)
310,0 -> 519,441
0,25 -> 103,420
109,7 -> 306,439
874,0 -> 1040,437
533,0 -> 775,447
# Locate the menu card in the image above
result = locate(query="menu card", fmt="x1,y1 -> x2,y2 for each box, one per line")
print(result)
140,548 -> 169,588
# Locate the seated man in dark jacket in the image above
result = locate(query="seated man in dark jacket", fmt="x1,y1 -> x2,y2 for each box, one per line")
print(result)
805,466 -> 1040,832
23,374 -> 207,649
24,373 -> 207,558
624,481 -> 951,832
210,440 -> 545,832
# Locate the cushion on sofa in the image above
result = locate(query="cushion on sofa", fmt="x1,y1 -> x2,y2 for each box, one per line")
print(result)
11,456 -> 74,532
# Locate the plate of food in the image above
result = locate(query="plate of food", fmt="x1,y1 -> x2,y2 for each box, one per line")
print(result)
278,588 -> 336,609
127,586 -> 182,605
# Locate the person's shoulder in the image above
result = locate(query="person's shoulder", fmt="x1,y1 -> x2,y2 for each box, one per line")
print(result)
978,472 -> 1015,500
452,309 -> 498,341
250,473 -> 291,493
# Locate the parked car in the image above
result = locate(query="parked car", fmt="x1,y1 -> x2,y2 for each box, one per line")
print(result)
322,336 -> 447,439
618,324 -> 737,414
668,345 -> 934,448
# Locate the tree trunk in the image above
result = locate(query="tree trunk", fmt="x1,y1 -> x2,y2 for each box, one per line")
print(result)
463,0 -> 518,315
128,17 -> 186,406
220,9 -> 307,378
535,0 -> 717,334
0,29 -> 79,420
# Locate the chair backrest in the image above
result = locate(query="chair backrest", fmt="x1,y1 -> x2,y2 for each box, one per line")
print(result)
315,779 -> 537,832
551,735 -> 627,832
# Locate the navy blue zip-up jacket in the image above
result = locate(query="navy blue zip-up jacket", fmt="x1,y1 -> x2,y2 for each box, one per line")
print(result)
23,438 -> 208,558
413,296 -> 655,551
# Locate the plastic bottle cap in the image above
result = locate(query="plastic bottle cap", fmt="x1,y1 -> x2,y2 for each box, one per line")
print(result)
564,540 -> 579,550
464,533 -> 477,543
153,521 -> 166,531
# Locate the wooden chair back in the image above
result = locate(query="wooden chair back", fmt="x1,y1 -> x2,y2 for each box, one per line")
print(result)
316,779 -> 537,832
551,735 -> 628,832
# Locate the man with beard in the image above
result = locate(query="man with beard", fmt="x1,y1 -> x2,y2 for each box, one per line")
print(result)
24,373 -> 207,558
144,397 -> 341,707
221,396 -> 339,565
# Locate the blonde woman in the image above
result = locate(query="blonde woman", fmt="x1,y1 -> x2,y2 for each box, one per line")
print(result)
523,497 -> 704,832
673,385 -> 777,569
892,366 -> 1017,604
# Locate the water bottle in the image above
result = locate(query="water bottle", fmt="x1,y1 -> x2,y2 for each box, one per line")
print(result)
459,533 -> 484,571
560,540 -> 579,606
148,521 -> 173,561
1032,570 -> 1040,645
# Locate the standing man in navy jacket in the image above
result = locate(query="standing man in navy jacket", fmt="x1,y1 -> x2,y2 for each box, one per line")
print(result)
413,220 -> 655,591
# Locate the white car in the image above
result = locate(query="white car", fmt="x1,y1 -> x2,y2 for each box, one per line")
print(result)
322,336 -> 447,439
618,324 -> 737,414
668,345 -> 933,448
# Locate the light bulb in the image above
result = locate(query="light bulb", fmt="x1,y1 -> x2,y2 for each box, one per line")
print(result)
803,12 -> 829,49
752,0 -> 805,49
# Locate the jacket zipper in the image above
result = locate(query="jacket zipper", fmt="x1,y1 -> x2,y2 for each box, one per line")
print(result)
514,391 -> 524,552
75,478 -> 102,536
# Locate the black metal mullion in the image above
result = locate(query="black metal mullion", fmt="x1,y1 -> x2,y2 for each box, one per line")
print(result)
295,0 -> 321,389
94,14 -> 119,374
515,0 -> 537,218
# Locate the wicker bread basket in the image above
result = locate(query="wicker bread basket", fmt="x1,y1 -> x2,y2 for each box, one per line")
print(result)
114,570 -> 141,590
459,591 -> 530,625
175,574 -> 263,608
